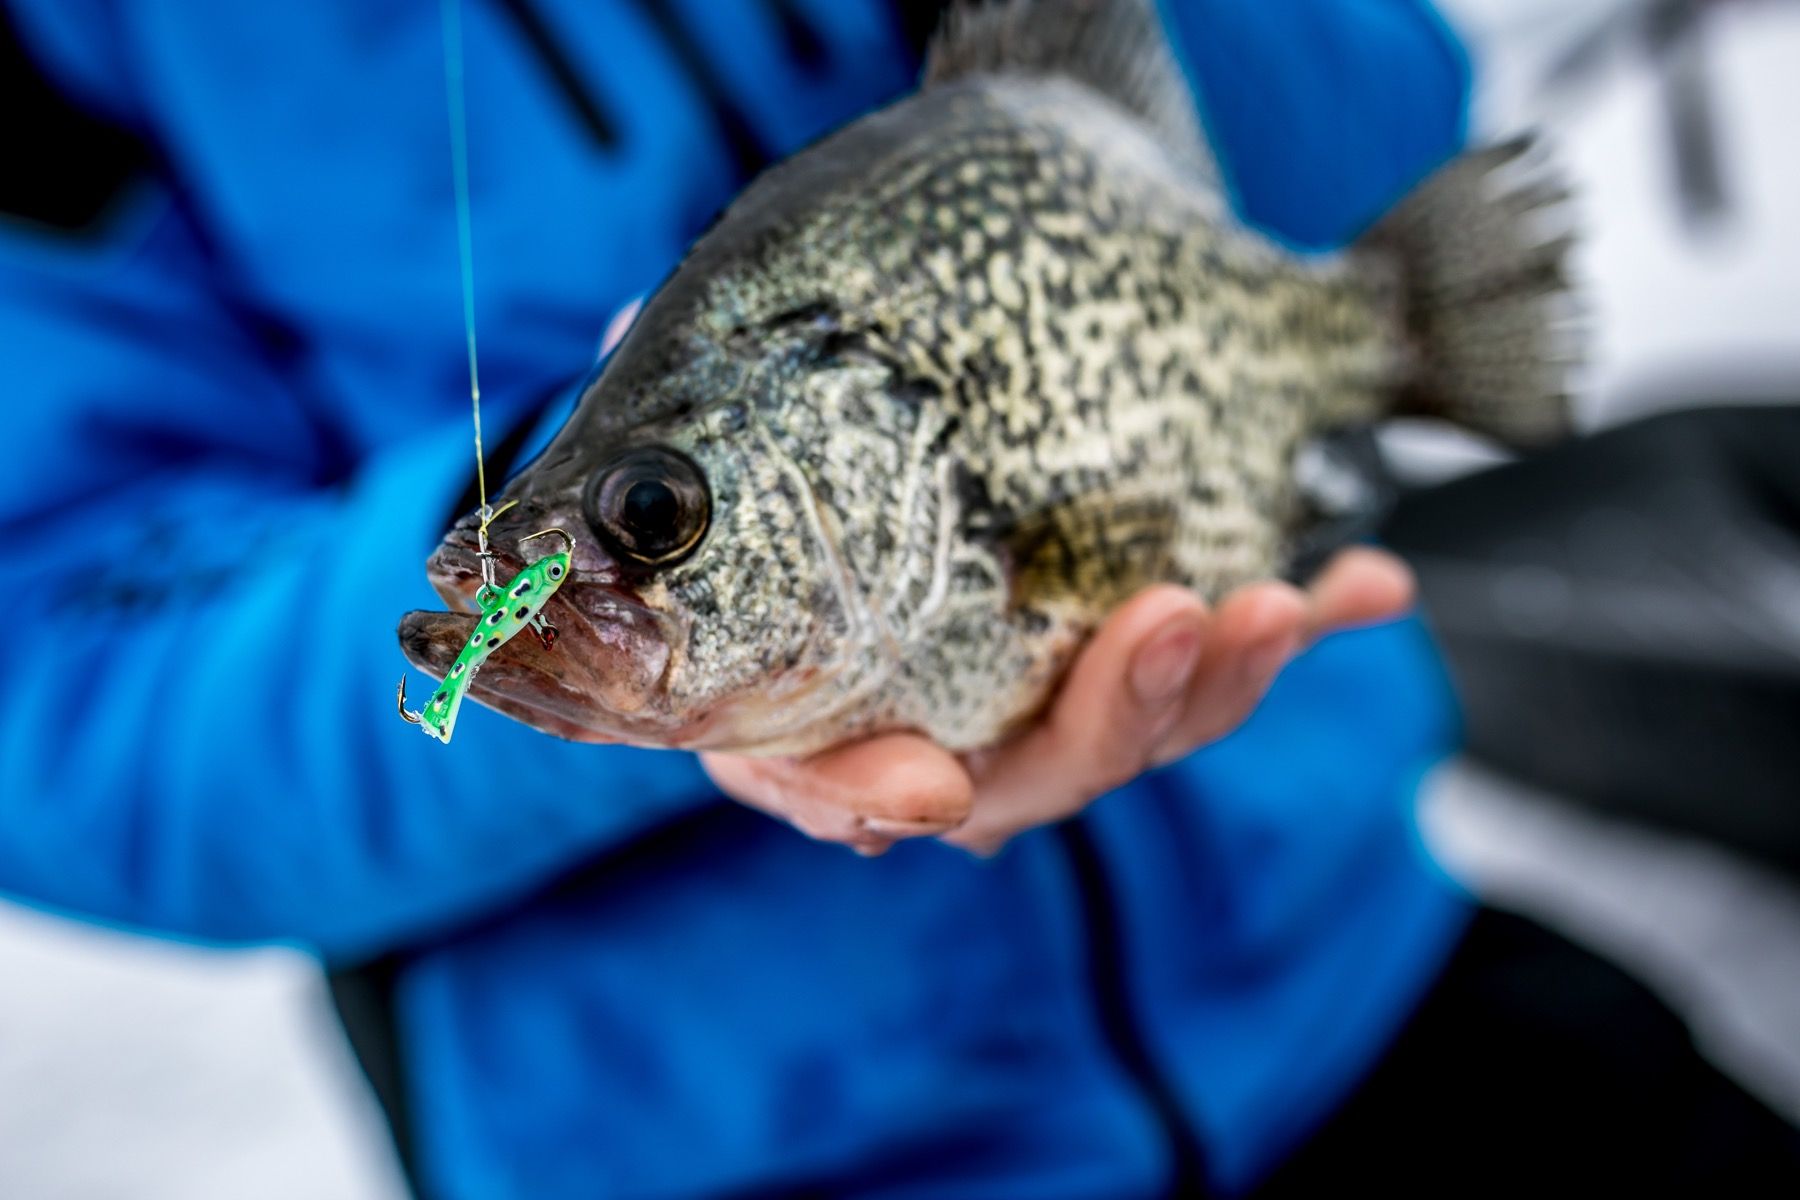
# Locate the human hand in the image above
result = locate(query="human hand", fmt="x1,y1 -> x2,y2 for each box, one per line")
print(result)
701,546 -> 1415,856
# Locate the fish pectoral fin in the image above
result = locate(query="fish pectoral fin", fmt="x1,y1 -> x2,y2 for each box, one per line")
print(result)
973,486 -> 1181,612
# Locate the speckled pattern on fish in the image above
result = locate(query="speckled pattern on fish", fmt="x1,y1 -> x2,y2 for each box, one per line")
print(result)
399,0 -> 1574,755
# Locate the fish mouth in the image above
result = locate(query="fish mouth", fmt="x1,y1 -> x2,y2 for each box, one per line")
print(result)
397,535 -> 702,746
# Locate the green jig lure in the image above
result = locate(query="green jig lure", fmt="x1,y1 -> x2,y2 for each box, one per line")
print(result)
398,526 -> 574,743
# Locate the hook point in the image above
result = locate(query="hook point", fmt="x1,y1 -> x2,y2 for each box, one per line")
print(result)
397,677 -> 423,724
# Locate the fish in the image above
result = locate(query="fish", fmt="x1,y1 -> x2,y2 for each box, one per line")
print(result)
399,0 -> 1576,757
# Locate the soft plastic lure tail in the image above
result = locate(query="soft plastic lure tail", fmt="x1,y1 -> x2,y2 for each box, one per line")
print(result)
398,528 -> 574,743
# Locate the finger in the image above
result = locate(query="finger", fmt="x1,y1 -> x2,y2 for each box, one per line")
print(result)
702,735 -> 973,849
702,750 -> 903,853
1146,551 -> 1416,768
1148,580 -> 1308,766
941,586 -> 1210,854
1301,546 -> 1415,639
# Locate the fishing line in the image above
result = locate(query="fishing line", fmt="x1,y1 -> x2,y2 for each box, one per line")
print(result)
440,0 -> 511,588
400,0 -> 573,743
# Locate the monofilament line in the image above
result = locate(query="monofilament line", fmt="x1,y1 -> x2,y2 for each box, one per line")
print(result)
441,0 -> 499,585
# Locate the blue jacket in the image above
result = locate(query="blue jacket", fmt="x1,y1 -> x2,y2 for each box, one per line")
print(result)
0,2 -> 1471,1195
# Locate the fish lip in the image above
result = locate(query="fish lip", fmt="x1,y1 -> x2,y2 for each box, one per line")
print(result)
398,607 -> 702,746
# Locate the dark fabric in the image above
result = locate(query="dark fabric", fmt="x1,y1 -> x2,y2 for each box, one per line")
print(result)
1056,821 -> 1212,1196
0,1 -> 150,231
1257,907 -> 1800,1196
328,956 -> 419,1191
1386,404 -> 1800,877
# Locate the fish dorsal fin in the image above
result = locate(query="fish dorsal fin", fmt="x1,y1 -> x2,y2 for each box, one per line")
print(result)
924,0 -> 1213,173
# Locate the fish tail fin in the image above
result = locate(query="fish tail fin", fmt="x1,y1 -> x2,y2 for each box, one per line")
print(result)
924,0 -> 1213,172
1367,136 -> 1581,448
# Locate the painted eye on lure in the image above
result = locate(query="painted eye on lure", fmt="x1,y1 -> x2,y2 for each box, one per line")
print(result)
398,527 -> 575,744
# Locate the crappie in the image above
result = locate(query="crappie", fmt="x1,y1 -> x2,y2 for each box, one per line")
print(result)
400,0 -> 1574,756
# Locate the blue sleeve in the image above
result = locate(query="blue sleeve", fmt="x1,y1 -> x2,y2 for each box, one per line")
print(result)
0,195 -> 711,963
1158,0 -> 1472,249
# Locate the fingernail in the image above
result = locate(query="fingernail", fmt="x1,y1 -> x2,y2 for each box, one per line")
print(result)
1245,633 -> 1299,685
1130,625 -> 1203,705
862,816 -> 961,839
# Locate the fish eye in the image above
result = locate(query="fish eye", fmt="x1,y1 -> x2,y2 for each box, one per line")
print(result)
585,446 -> 710,567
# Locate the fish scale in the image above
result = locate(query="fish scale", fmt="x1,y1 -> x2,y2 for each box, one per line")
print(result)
656,74 -> 1382,748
